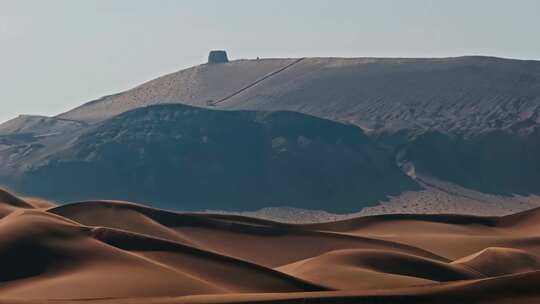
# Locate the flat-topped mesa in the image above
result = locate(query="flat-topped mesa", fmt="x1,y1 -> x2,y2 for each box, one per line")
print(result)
208,50 -> 229,64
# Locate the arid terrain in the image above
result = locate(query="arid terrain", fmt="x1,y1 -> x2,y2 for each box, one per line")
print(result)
1,55 -> 540,216
3,1 -> 539,302
1,188 -> 540,304
1,55 -> 539,303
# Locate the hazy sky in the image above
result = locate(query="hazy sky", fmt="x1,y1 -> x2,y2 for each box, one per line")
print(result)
1,0 -> 540,123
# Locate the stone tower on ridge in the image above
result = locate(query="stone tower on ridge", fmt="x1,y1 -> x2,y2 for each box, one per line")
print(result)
208,50 -> 229,64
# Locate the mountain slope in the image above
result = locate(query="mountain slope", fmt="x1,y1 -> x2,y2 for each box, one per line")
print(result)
398,127 -> 540,195
59,56 -> 540,134
58,59 -> 300,123
2,55 -> 540,213
54,56 -> 540,201
1,104 -> 417,212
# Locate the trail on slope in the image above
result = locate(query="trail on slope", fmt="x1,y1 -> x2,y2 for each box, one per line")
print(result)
211,58 -> 305,106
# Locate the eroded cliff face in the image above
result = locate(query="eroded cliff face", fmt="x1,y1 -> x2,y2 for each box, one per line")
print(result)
2,104 -> 417,212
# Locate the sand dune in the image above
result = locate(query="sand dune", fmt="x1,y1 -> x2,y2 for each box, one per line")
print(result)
301,210 -> 540,260
452,247 -> 540,277
0,207 -> 325,299
49,200 -> 446,267
2,189 -> 540,303
276,249 -> 481,290
0,189 -> 34,217
0,189 -> 55,218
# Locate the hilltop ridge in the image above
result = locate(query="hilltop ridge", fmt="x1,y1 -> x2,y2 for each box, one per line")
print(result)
58,56 -> 540,135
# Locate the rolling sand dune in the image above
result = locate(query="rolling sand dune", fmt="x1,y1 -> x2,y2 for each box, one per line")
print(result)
0,189 -> 55,217
0,189 -> 34,217
49,201 -> 447,267
2,189 -> 540,303
277,249 -> 481,290
0,207 -> 325,299
452,247 -> 540,277
299,211 -> 540,260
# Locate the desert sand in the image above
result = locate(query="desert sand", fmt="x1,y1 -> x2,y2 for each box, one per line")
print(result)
2,188 -> 540,304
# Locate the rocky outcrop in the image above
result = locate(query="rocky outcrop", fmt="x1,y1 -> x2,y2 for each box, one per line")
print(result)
2,104 -> 418,212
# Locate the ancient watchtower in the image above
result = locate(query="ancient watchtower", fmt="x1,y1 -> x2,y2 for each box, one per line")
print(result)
208,50 -> 229,64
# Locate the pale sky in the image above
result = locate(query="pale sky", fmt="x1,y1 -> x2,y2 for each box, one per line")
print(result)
1,0 -> 540,123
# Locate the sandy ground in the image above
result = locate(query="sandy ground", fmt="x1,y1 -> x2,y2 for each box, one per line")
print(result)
1,189 -> 540,303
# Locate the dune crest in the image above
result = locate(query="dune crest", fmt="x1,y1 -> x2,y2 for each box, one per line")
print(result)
0,188 -> 56,218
